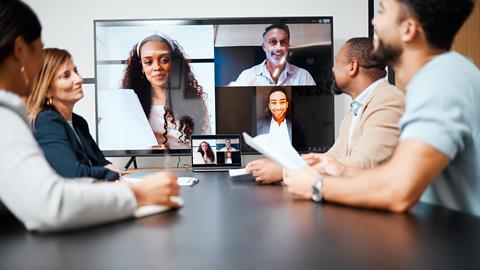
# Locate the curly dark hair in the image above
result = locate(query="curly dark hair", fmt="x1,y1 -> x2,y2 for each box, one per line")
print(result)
197,141 -> 215,163
121,36 -> 209,147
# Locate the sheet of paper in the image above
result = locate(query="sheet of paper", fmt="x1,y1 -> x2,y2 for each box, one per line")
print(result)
121,173 -> 144,185
228,168 -> 249,177
177,177 -> 199,186
133,196 -> 184,218
97,89 -> 158,150
133,205 -> 170,218
242,132 -> 307,170
122,172 -> 198,187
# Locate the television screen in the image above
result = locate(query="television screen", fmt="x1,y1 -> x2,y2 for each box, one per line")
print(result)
94,17 -> 334,156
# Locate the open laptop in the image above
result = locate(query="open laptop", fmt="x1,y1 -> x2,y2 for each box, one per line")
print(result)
191,134 -> 242,172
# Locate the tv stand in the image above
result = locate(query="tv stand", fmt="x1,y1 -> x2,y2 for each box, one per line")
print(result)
124,156 -> 138,170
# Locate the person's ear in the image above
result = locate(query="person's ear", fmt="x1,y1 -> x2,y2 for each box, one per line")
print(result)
399,18 -> 420,43
348,60 -> 359,76
262,42 -> 267,52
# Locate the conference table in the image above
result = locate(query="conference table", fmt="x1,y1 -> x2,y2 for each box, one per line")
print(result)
1,170 -> 479,270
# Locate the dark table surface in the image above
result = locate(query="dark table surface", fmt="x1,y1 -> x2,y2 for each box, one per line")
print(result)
1,171 -> 480,270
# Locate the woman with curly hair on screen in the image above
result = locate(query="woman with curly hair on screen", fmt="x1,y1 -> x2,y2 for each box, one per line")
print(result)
122,34 -> 210,149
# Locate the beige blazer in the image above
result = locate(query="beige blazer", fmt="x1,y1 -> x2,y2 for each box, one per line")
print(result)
325,81 -> 405,168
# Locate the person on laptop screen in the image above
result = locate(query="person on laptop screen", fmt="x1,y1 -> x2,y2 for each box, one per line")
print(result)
219,139 -> 238,151
231,23 -> 315,86
122,34 -> 211,150
197,141 -> 216,164
224,151 -> 233,164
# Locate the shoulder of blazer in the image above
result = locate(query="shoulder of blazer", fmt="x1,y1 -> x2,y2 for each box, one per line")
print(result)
35,109 -> 66,128
72,113 -> 89,130
286,117 -> 292,127
257,117 -> 270,132
364,81 -> 405,108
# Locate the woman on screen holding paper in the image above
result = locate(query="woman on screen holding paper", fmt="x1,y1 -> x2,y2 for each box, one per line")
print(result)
122,34 -> 210,149
25,48 -> 121,181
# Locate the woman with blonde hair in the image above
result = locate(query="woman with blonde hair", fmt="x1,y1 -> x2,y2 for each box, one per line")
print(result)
26,48 -> 120,181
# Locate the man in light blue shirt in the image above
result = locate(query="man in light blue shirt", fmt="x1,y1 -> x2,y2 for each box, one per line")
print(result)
283,0 -> 480,217
399,52 -> 480,214
231,23 -> 315,86
233,60 -> 316,86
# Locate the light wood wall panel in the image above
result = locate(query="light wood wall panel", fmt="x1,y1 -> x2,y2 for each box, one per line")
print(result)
453,2 -> 480,67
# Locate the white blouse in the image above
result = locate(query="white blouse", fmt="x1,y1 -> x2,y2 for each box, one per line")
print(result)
149,104 -> 190,149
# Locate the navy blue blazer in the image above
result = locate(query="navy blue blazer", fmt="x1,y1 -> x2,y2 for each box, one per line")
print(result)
33,109 -> 119,181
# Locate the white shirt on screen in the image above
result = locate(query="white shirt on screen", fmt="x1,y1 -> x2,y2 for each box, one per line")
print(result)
232,60 -> 315,86
269,118 -> 290,143
220,146 -> 238,152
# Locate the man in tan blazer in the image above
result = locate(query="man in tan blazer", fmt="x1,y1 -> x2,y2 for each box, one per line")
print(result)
246,37 -> 404,183
323,38 -> 404,169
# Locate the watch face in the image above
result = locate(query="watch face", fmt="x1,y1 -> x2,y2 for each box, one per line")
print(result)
311,178 -> 323,202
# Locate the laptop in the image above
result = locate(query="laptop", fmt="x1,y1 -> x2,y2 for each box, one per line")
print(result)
191,134 -> 242,172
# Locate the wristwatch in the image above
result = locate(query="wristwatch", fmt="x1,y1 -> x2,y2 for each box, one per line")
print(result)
311,176 -> 324,202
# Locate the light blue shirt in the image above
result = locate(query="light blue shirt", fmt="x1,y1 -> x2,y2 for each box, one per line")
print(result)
348,79 -> 385,147
233,60 -> 316,86
399,52 -> 480,217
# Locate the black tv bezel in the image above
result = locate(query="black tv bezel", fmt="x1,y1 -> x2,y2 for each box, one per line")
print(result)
93,16 -> 334,157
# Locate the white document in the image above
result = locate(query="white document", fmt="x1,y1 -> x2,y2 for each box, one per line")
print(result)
122,171 -> 185,218
177,177 -> 199,186
133,196 -> 184,218
228,168 -> 249,177
122,171 -> 198,187
97,89 -> 158,150
242,132 -> 307,170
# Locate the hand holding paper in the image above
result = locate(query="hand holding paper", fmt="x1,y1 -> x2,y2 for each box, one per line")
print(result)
242,132 -> 307,170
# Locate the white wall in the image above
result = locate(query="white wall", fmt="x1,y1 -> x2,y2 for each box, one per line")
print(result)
24,0 -> 370,168
374,0 -> 381,16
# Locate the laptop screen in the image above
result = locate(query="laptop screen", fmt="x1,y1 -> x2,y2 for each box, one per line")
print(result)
191,135 -> 242,168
